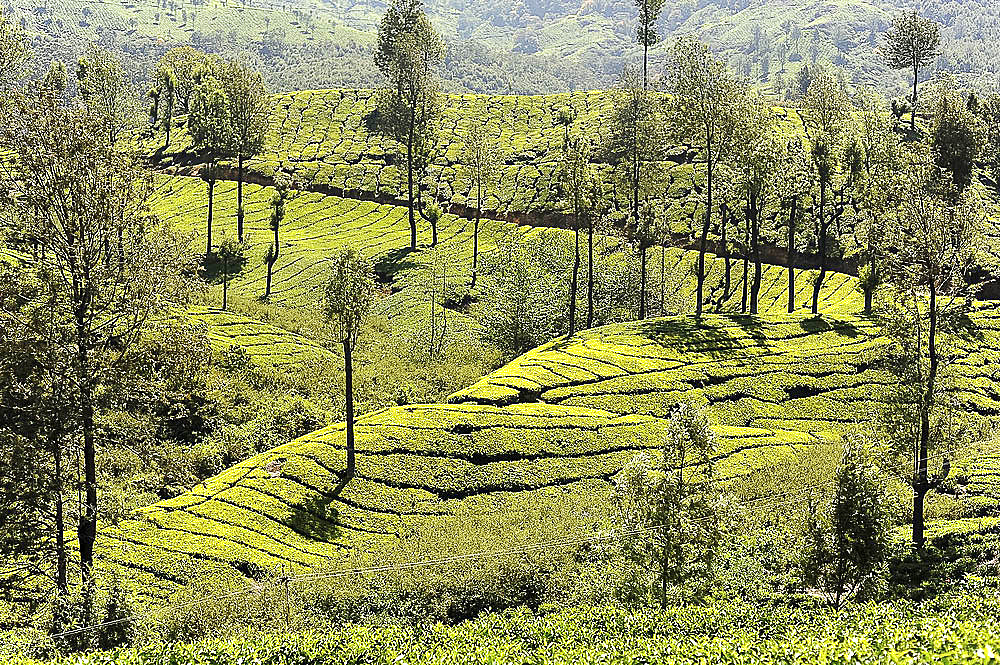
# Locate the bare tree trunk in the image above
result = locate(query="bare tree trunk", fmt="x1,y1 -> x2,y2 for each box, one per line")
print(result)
52,437 -> 67,595
911,65 -> 918,132
639,244 -> 648,320
223,255 -> 229,311
569,224 -> 580,336
407,114 -> 417,250
787,198 -> 797,313
721,203 -> 730,310
265,220 -> 278,299
864,247 -> 876,315
660,244 -> 665,316
343,340 -> 356,478
237,154 -> 245,242
913,282 -> 938,549
206,178 -> 215,259
750,198 -> 761,315
812,181 -> 827,315
587,209 -> 594,328
696,146 -> 713,317
472,183 -> 481,287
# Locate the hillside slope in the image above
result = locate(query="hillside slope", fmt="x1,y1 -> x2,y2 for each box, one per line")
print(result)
99,308 -> 1000,603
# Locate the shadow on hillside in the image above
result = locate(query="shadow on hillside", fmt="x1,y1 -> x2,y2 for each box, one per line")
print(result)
798,315 -> 863,338
201,250 -> 249,283
628,317 -> 747,358
374,246 -> 420,286
288,490 -> 342,542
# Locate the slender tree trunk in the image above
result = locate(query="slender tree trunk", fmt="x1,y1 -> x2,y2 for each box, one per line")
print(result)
913,282 -> 938,549
911,64 -> 918,132
587,208 -> 594,329
639,243 -> 648,320
472,184 -> 481,287
569,224 -> 580,336
721,203 -> 730,309
265,223 -> 278,299
787,198 -> 797,313
237,154 -> 245,242
344,339 -> 356,477
407,114 -> 417,250
660,244 -> 665,316
864,247 -> 876,315
206,178 -> 215,258
52,437 -> 67,595
812,181 -> 827,315
77,364 -> 97,629
696,146 -> 713,317
742,216 -> 749,314
223,256 -> 229,311
750,199 -> 761,315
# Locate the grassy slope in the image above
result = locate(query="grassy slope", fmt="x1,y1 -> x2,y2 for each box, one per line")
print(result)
100,308 -> 1000,602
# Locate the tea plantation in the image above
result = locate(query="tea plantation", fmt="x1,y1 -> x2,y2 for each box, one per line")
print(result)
90,306 -> 1000,607
11,598 -> 1000,665
151,174 -> 863,329
155,89 -> 809,221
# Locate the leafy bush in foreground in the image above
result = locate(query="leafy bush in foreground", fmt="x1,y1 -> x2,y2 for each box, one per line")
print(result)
9,587 -> 1000,665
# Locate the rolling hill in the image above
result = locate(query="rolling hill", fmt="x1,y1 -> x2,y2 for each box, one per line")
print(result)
95,307 -> 1000,604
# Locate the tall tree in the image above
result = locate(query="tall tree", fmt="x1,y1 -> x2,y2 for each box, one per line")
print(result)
851,88 -> 901,315
374,0 -> 444,250
264,178 -> 290,300
928,79 -> 983,195
323,249 -> 377,479
882,155 -> 984,549
157,46 -> 212,114
222,60 -> 270,243
463,115 -> 500,288
881,11 -> 941,132
664,37 -> 741,317
635,0 -> 666,89
732,93 -> 784,315
0,91 -> 191,626
605,64 -> 663,251
76,45 -> 136,146
802,69 -> 849,314
980,94 -> 1000,190
560,136 -> 597,336
780,139 -> 811,313
614,403 -> 721,606
156,66 -> 177,149
189,72 -> 234,258
800,441 -> 890,608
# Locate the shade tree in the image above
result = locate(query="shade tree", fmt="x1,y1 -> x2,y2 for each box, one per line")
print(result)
663,36 -> 742,317
463,113 -> 502,288
222,60 -> 270,243
322,249 -> 377,478
881,11 -> 941,132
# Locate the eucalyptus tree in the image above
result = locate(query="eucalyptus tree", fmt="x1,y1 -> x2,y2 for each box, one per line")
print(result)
158,46 -> 212,113
605,64 -> 662,246
374,0 -> 444,250
851,88 -> 901,314
635,0 -> 666,88
189,70 -> 234,257
779,139 -> 811,313
463,115 -> 501,288
614,403 -> 721,606
663,37 -> 741,316
882,155 -> 985,549
928,79 -> 983,195
155,66 -> 177,149
881,11 -> 941,132
222,60 -> 270,242
264,178 -> 290,300
732,92 -> 784,315
0,92 -> 192,626
802,69 -> 850,314
76,45 -> 137,146
560,136 -> 599,335
323,249 -> 377,478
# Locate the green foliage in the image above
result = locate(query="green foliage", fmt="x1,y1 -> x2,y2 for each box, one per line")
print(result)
800,440 -> 891,607
612,403 -> 721,606
322,249 -> 376,346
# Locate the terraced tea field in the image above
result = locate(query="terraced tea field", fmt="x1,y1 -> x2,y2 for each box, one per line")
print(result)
156,89 -> 808,224
98,309 -> 1000,603
152,174 -> 864,324
185,306 -> 334,369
